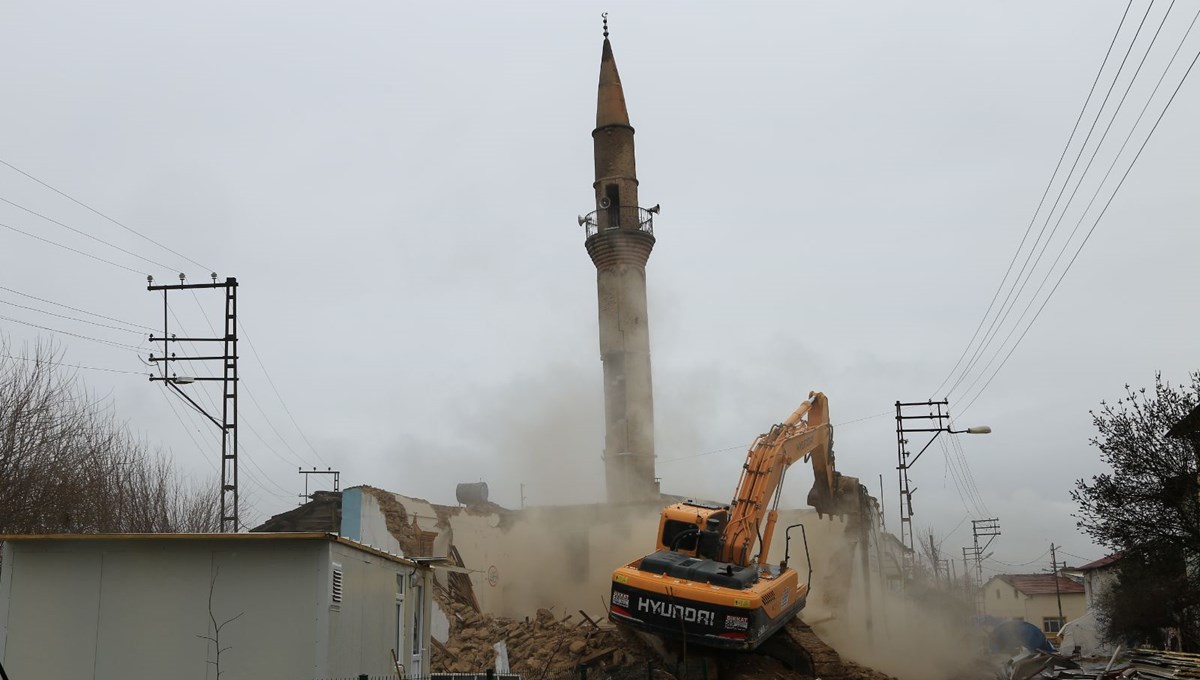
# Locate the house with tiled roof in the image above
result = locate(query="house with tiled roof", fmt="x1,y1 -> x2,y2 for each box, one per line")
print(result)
1057,553 -> 1122,657
1075,552 -> 1123,608
982,573 -> 1086,635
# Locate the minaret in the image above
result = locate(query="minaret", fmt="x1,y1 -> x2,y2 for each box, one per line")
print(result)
581,19 -> 660,504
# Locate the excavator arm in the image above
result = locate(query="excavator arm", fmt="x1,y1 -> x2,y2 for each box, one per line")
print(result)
718,392 -> 861,567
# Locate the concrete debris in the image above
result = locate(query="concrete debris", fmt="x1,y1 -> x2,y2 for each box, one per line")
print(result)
997,648 -> 1200,679
430,600 -> 651,675
1126,648 -> 1200,678
999,650 -> 1081,680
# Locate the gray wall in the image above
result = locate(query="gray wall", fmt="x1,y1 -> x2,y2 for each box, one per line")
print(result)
0,537 -> 427,680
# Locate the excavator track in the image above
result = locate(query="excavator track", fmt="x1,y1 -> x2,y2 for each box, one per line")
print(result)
648,618 -> 893,680
774,619 -> 850,678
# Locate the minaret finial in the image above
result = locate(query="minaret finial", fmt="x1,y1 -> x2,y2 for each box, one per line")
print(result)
602,13 -> 609,39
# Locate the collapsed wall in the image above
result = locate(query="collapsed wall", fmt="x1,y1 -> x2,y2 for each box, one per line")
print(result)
345,485 -> 977,680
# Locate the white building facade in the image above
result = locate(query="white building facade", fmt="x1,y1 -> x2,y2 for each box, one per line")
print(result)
0,532 -> 432,680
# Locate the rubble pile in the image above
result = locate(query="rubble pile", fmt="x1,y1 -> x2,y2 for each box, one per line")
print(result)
431,602 -> 650,675
998,648 -> 1200,679
1125,648 -> 1200,678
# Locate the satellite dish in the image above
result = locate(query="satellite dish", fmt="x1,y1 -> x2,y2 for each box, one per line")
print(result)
598,197 -> 611,209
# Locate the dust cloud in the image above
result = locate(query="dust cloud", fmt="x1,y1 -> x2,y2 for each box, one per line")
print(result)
792,510 -> 981,680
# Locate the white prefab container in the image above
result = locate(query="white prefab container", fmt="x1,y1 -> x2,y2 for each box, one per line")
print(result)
0,532 -> 433,680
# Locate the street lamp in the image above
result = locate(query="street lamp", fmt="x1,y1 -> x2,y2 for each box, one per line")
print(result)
910,422 -> 991,465
895,399 -> 993,579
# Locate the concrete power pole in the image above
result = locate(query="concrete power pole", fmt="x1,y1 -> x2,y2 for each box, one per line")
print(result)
579,20 -> 661,504
1050,543 -> 1064,625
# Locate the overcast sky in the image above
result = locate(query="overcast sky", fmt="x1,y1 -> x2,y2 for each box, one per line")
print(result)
1,1 -> 1197,575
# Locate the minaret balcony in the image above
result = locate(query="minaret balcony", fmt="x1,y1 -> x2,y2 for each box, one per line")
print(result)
577,206 -> 657,240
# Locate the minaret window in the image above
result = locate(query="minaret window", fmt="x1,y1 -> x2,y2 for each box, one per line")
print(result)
606,184 -> 621,228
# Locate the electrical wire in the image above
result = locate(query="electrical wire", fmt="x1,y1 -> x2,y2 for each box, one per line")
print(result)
0,297 -> 144,335
0,350 -> 146,376
237,319 -> 330,467
0,157 -> 212,272
950,431 -> 991,516
0,284 -> 154,331
952,0 -> 1180,405
0,195 -> 176,272
157,385 -> 220,474
0,313 -> 144,352
185,293 -> 320,470
947,0 -> 1160,399
929,0 -> 1136,399
960,40 -> 1200,416
0,220 -> 146,274
658,410 -> 892,464
985,549 -> 1052,568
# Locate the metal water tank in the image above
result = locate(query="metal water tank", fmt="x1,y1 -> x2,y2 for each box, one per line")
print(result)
456,482 -> 489,507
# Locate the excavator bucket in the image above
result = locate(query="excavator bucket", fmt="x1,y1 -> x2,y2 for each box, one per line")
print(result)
806,473 -> 862,519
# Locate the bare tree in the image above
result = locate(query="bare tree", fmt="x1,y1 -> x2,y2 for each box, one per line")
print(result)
196,567 -> 244,678
1,339 -> 221,534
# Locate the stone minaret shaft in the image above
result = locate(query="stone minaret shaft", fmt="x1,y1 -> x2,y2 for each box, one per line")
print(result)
585,36 -> 659,504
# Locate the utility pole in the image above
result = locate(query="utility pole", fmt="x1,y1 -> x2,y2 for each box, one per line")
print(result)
878,474 -> 886,532
894,399 -> 991,580
962,518 -> 1000,614
929,533 -> 940,584
962,548 -> 972,603
298,467 -> 341,502
1050,543 -> 1064,625
148,274 -> 239,532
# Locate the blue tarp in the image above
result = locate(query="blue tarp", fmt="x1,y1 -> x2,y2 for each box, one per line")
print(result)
988,620 -> 1057,654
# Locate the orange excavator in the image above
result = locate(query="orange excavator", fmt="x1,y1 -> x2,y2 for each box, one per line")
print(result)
608,392 -> 863,650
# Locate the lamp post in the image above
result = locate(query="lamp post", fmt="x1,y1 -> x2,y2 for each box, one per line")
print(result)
895,399 -> 991,579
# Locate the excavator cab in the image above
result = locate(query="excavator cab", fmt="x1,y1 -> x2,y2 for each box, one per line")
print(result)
655,501 -> 727,559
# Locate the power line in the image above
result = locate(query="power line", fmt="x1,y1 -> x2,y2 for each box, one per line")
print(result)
950,431 -> 991,516
960,36 -> 1200,416
939,436 -> 986,518
952,0 -> 1179,404
657,410 -> 892,464
0,220 -> 146,274
0,297 -> 144,335
658,444 -> 745,465
0,351 -> 146,376
157,385 -> 220,475
0,284 -> 154,331
985,549 -> 1052,568
929,0 -> 1136,398
947,0 -> 1159,399
0,313 -> 144,353
185,292 -> 319,470
0,195 -> 176,272
0,157 -> 212,272
237,320 -> 330,467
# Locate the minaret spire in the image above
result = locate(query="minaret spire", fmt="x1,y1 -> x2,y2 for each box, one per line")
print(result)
580,24 -> 660,504
597,25 -> 630,128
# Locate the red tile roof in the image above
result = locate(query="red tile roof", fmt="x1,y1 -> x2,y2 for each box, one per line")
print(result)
996,574 -> 1084,596
1077,553 -> 1123,571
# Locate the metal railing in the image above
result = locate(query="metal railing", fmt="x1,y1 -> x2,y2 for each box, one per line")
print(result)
577,206 -> 655,239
